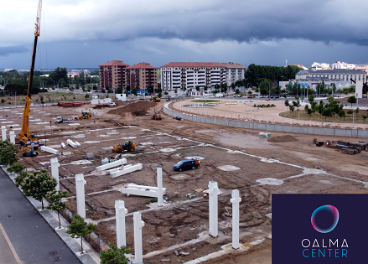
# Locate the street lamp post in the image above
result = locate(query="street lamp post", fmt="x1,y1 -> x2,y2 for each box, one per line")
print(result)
268,82 -> 271,98
15,91 -> 16,108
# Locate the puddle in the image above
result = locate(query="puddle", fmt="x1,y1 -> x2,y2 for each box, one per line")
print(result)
217,165 -> 240,171
256,178 -> 284,185
260,158 -> 279,163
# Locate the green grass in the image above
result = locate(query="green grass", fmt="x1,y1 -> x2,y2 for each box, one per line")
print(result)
279,109 -> 368,125
191,100 -> 220,103
0,91 -> 114,106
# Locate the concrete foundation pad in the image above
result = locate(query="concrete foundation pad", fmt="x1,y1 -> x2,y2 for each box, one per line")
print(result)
70,160 -> 92,165
217,165 -> 240,171
160,148 -> 176,152
185,156 -> 205,160
84,141 -> 101,144
170,174 -> 191,180
256,178 -> 284,185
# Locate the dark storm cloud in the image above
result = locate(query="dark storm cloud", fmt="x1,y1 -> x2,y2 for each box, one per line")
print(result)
0,46 -> 28,57
91,0 -> 368,46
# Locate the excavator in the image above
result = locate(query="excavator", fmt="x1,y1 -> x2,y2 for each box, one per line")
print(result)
18,0 -> 42,157
112,141 -> 136,153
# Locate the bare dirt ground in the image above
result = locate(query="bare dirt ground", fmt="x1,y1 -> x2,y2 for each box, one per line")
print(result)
2,99 -> 368,263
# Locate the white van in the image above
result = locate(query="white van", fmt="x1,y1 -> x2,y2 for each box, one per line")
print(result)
215,93 -> 224,98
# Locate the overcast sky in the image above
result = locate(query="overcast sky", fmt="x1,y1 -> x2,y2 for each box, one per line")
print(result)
1,0 -> 368,70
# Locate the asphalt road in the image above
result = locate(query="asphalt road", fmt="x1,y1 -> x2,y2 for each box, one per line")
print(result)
0,168 -> 81,264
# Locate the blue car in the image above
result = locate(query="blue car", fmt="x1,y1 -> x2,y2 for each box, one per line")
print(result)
173,159 -> 200,172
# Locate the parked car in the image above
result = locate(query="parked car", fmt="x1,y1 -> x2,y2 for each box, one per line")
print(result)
173,116 -> 182,121
173,159 -> 200,171
108,102 -> 116,107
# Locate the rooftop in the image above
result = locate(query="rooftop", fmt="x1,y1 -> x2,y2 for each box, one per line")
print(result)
127,63 -> 158,70
297,69 -> 366,75
99,60 -> 129,67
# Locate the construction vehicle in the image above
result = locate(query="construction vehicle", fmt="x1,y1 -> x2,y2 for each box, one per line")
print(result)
150,95 -> 161,102
55,116 -> 76,124
109,153 -> 124,162
112,141 -> 136,153
18,0 -> 42,157
151,112 -> 162,120
78,111 -> 92,119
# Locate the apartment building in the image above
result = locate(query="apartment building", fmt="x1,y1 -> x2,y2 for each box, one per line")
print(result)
160,62 -> 246,90
99,60 -> 129,89
279,69 -> 366,98
126,63 -> 158,91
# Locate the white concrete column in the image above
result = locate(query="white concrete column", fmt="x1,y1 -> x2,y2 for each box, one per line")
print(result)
50,158 -> 60,191
1,126 -> 7,141
230,190 -> 242,249
157,168 -> 163,207
208,181 -> 219,237
75,174 -> 86,218
115,200 -> 128,248
133,212 -> 145,264
9,131 -> 15,144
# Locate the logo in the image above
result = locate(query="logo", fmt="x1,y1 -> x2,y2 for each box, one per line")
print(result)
311,205 -> 339,234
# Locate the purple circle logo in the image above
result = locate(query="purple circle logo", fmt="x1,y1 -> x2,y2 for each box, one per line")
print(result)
311,205 -> 339,233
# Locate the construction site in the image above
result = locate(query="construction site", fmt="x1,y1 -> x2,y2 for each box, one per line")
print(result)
2,96 -> 368,263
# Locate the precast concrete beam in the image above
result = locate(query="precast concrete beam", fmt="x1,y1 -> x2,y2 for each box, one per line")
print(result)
96,158 -> 127,172
67,139 -> 78,148
110,163 -> 142,178
41,146 -> 60,155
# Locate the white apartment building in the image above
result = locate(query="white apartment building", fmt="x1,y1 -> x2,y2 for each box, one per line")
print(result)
331,61 -> 356,70
160,62 -> 246,90
279,69 -> 366,98
311,62 -> 330,70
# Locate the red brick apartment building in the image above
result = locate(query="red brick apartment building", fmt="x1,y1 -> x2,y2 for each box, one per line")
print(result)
99,60 -> 129,89
126,63 -> 158,91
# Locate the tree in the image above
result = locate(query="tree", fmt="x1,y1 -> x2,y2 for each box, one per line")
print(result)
115,86 -> 123,94
347,96 -> 357,107
195,86 -> 200,91
147,86 -> 154,94
15,170 -> 57,209
67,214 -> 96,253
308,95 -> 315,104
46,190 -> 68,229
355,107 -> 359,114
284,99 -> 289,107
7,162 -> 26,174
131,88 -> 138,96
235,89 -> 240,94
289,105 -> 295,113
100,243 -> 130,264
338,110 -> 346,120
0,141 -> 18,166
174,89 -> 178,94
363,114 -> 368,126
93,85 -> 97,90
85,94 -> 90,99
321,108 -> 333,120
347,109 -> 354,116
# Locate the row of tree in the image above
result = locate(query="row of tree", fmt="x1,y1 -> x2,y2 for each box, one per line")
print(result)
245,64 -> 301,87
0,141 -> 129,263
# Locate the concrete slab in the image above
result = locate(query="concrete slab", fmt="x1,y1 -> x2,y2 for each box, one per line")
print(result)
217,165 -> 240,171
256,178 -> 284,185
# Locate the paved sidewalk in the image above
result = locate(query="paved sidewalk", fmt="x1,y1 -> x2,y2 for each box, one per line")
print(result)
0,168 -> 81,264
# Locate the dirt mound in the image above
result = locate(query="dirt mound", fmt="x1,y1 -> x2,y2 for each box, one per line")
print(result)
268,135 -> 298,143
107,101 -> 157,116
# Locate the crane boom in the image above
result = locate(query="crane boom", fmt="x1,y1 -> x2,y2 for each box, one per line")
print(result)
19,0 -> 42,144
